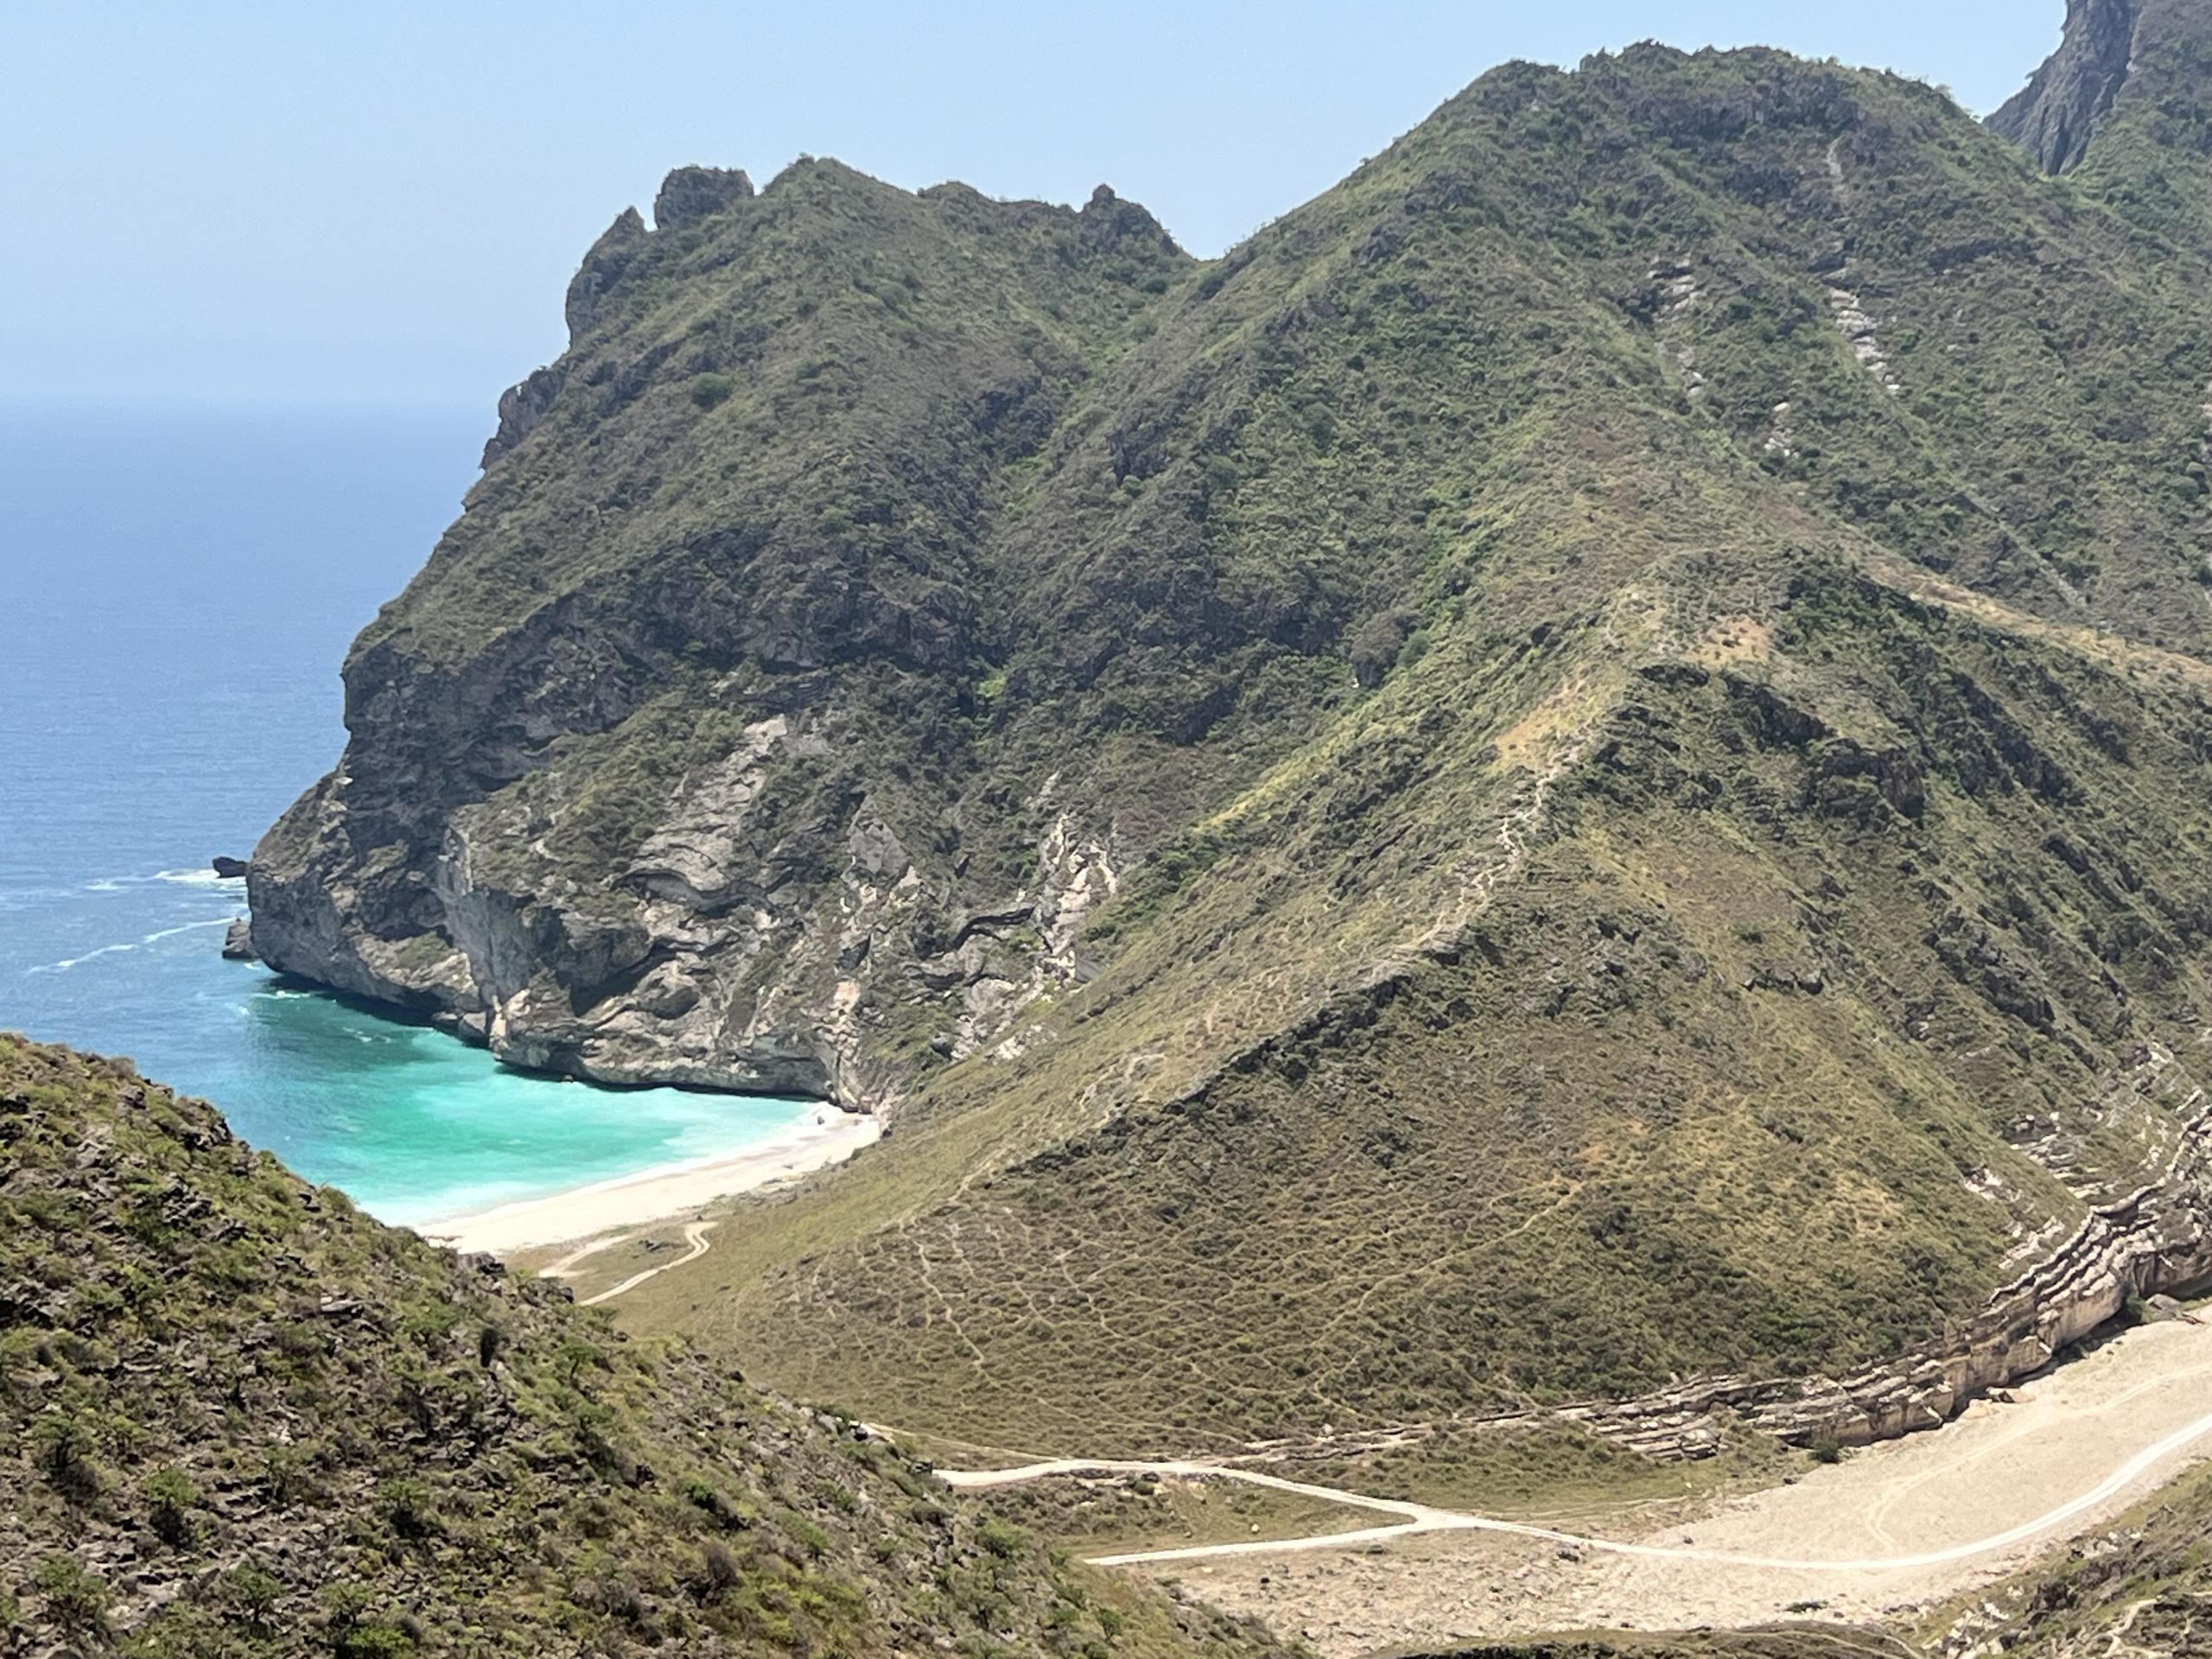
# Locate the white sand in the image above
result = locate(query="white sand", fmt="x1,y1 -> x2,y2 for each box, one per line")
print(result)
416,1111 -> 881,1255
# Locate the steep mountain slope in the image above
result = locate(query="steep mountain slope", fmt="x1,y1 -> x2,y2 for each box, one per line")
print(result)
254,20 -> 2212,1459
1990,0 -> 2148,173
2063,0 -> 2212,250
251,166 -> 1192,1105
1993,0 -> 2212,270
0,1036 -> 1294,1658
1993,0 -> 2212,219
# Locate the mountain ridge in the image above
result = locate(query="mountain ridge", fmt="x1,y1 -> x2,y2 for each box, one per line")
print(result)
246,14 -> 2212,1474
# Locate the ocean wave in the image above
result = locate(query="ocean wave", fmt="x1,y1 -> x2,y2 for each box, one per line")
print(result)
26,915 -> 238,974
26,941 -> 138,975
84,868 -> 241,893
143,918 -> 238,944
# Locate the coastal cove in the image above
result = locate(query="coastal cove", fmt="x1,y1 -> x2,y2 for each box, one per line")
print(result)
0,405 -> 830,1230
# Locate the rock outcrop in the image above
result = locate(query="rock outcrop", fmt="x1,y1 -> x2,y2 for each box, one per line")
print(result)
1562,1098 -> 2212,1459
480,363 -> 565,467
1992,0 -> 2146,171
247,707 -> 1127,1109
247,159 -> 1191,1111
652,163 -> 755,230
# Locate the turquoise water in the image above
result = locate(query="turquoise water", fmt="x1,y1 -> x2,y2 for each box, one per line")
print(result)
0,405 -> 813,1226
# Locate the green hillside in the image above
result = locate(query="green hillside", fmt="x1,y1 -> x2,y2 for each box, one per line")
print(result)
249,10 -> 2212,1462
0,1036 -> 1293,1659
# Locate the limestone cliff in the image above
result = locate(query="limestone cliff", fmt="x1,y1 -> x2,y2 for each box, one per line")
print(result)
249,167 -> 1185,1109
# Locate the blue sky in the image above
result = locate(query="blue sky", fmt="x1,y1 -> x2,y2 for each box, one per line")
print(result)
2,2 -> 2061,410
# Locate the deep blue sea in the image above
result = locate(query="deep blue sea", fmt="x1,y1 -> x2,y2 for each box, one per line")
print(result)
0,404 -> 810,1227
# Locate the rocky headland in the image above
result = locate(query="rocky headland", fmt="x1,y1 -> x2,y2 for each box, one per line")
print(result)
244,0 -> 2212,1484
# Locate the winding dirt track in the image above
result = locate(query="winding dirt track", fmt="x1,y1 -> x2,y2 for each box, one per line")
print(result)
929,1325 -> 2212,1653
580,1220 -> 716,1306
941,1399 -> 2212,1569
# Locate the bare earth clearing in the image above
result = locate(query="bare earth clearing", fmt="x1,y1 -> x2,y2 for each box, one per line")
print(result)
942,1320 -> 2212,1656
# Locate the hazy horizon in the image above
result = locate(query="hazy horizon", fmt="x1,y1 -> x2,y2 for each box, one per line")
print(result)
5,2 -> 2062,412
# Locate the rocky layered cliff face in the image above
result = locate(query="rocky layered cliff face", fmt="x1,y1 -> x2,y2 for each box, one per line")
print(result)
1560,1082 -> 2212,1460
1990,0 -> 2146,171
258,10 -> 2212,1460
1991,0 -> 2212,255
251,168 -> 1189,1106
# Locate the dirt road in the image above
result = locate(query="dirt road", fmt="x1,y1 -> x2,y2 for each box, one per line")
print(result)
940,1319 -> 2212,1654
579,1220 -> 716,1306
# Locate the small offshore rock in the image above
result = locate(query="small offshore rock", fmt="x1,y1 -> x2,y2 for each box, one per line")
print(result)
221,919 -> 258,963
212,856 -> 250,880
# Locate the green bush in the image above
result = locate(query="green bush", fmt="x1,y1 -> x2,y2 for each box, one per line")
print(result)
33,1556 -> 106,1635
224,1564 -> 283,1630
29,1413 -> 101,1500
335,1624 -> 417,1659
142,1464 -> 200,1545
378,1478 -> 438,1540
262,1442 -> 318,1506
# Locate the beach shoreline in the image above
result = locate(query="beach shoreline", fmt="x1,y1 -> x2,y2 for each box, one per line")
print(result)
416,1109 -> 882,1255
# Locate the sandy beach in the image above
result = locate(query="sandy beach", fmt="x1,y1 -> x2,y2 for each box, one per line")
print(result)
416,1109 -> 881,1255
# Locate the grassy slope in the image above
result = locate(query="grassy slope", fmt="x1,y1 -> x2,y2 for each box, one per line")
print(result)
658,567 -> 2212,1454
601,44 -> 2212,1458
0,1036 -> 1297,1659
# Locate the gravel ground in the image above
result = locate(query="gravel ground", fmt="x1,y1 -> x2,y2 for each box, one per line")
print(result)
1144,1319 -> 2212,1656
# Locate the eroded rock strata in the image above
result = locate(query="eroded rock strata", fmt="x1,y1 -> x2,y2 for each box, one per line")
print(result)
1564,1097 -> 2212,1459
248,173 -> 1180,1110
